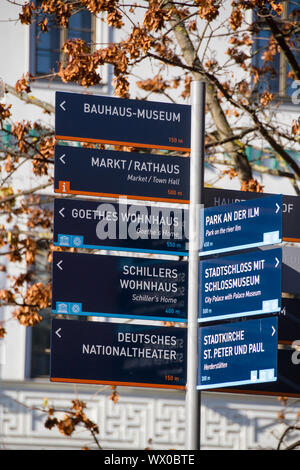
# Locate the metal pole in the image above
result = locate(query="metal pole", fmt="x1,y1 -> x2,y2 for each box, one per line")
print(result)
185,81 -> 206,450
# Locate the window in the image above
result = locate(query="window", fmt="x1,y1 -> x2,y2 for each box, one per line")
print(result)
28,239 -> 51,378
252,0 -> 300,100
29,5 -> 95,79
29,307 -> 51,378
28,238 -> 88,379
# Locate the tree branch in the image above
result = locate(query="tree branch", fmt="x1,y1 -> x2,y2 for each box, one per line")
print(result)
147,51 -> 300,180
0,182 -> 52,205
4,82 -> 55,114
277,425 -> 300,450
257,5 -> 300,82
205,126 -> 258,149
164,1 -> 253,184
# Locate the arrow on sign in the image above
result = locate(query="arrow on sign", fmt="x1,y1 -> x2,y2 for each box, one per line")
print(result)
59,154 -> 66,164
275,203 -> 280,214
272,325 -> 276,336
55,328 -> 62,338
57,260 -> 63,271
59,207 -> 65,218
275,257 -> 280,268
60,101 -> 66,111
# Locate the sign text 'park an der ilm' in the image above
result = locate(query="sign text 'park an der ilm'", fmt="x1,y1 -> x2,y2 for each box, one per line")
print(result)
204,187 -> 300,243
55,91 -> 191,152
200,194 -> 282,256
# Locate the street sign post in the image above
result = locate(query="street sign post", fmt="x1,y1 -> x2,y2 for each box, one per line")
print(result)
55,91 -> 191,151
54,145 -> 190,203
198,247 -> 282,323
197,316 -> 278,390
200,195 -> 282,256
50,85 -> 293,445
51,251 -> 188,322
53,197 -> 189,256
50,318 -> 187,390
185,81 -> 206,450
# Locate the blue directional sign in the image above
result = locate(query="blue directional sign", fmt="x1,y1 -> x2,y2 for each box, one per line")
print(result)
204,187 -> 300,243
197,316 -> 278,390
198,247 -> 282,323
51,251 -> 188,322
55,91 -> 191,152
200,195 -> 282,256
53,198 -> 189,256
54,145 -> 190,204
50,318 -> 187,390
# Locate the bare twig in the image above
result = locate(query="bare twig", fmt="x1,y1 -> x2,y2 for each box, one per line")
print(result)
0,182 -> 52,205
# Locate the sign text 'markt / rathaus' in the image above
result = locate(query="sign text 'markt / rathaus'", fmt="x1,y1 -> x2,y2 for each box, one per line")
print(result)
54,145 -> 190,203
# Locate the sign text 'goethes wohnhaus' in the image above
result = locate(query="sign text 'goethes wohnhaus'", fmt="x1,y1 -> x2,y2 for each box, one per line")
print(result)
53,197 -> 189,256
55,91 -> 191,152
50,318 -> 187,390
